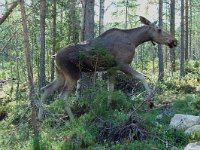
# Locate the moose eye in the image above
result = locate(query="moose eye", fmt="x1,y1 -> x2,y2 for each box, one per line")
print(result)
158,29 -> 162,32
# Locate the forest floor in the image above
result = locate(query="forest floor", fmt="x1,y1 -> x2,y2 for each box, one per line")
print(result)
0,60 -> 200,150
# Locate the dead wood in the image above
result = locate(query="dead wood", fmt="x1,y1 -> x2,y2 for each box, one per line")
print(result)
96,116 -> 147,144
0,1 -> 19,25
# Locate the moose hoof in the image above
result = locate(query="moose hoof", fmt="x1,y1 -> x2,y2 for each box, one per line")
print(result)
145,93 -> 154,108
145,98 -> 154,108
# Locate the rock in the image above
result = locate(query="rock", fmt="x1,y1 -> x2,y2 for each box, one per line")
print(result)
171,146 -> 179,150
185,125 -> 200,135
170,114 -> 200,129
184,142 -> 200,150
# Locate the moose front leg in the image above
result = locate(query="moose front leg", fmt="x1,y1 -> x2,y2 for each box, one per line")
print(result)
119,64 -> 153,99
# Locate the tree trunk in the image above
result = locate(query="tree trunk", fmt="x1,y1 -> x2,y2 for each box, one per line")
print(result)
99,0 -> 105,35
39,0 -> 46,89
125,0 -> 128,29
158,0 -> 164,81
68,0 -> 78,43
20,0 -> 40,149
152,47 -> 156,74
98,0 -> 105,81
51,0 -> 56,81
81,0 -> 95,41
79,0 -> 95,98
189,0 -> 192,58
170,0 -> 176,73
141,46 -> 144,71
165,2 -> 168,70
180,0 -> 185,77
71,1 -> 79,43
185,0 -> 189,60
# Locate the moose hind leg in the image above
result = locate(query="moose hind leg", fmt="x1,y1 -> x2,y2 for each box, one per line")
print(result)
61,78 -> 77,120
38,78 -> 64,120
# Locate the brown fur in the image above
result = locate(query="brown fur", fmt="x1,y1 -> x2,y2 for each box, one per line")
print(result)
38,16 -> 177,120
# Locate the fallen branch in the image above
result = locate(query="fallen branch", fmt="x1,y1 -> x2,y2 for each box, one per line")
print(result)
0,1 -> 19,25
96,116 -> 147,144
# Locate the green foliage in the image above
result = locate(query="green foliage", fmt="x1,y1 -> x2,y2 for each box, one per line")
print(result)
172,95 -> 200,115
79,82 -> 131,119
111,0 -> 139,28
91,91 -> 129,116
1,68 -> 200,150
162,72 -> 199,94
79,42 -> 116,69
110,141 -> 161,150
60,119 -> 95,149
1,1 -> 200,149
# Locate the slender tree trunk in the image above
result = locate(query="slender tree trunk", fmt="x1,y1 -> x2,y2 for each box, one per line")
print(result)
141,46 -> 144,71
20,0 -> 40,149
67,0 -> 77,43
165,2 -> 168,69
39,0 -> 46,89
189,0 -> 192,58
180,0 -> 185,77
125,0 -> 128,29
170,0 -> 176,73
152,47 -> 156,74
99,0 -> 105,35
15,57 -> 20,101
158,0 -> 164,81
71,0 -> 79,43
185,0 -> 189,60
51,0 -> 56,81
98,0 -> 105,81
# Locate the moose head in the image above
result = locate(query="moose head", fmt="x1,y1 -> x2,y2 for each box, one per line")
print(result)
140,16 -> 177,48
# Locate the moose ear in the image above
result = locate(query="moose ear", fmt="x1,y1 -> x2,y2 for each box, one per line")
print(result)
139,16 -> 152,25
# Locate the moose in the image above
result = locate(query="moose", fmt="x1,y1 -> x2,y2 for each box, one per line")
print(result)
38,16 -> 177,120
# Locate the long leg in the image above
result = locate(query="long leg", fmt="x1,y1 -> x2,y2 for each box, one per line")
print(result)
38,78 -> 64,120
119,64 -> 153,98
60,79 -> 77,120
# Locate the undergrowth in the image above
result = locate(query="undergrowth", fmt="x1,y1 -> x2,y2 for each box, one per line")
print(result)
0,60 -> 200,149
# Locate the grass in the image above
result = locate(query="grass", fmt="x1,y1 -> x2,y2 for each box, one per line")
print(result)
0,60 -> 200,149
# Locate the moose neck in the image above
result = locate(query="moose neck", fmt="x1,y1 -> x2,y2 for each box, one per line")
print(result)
129,26 -> 152,48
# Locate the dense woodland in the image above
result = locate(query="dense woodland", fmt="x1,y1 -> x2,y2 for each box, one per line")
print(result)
0,0 -> 200,149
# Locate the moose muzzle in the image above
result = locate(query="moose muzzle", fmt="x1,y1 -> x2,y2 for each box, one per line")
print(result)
168,39 -> 178,48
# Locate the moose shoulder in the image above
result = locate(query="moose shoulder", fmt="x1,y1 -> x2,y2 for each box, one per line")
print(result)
38,16 -> 177,120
